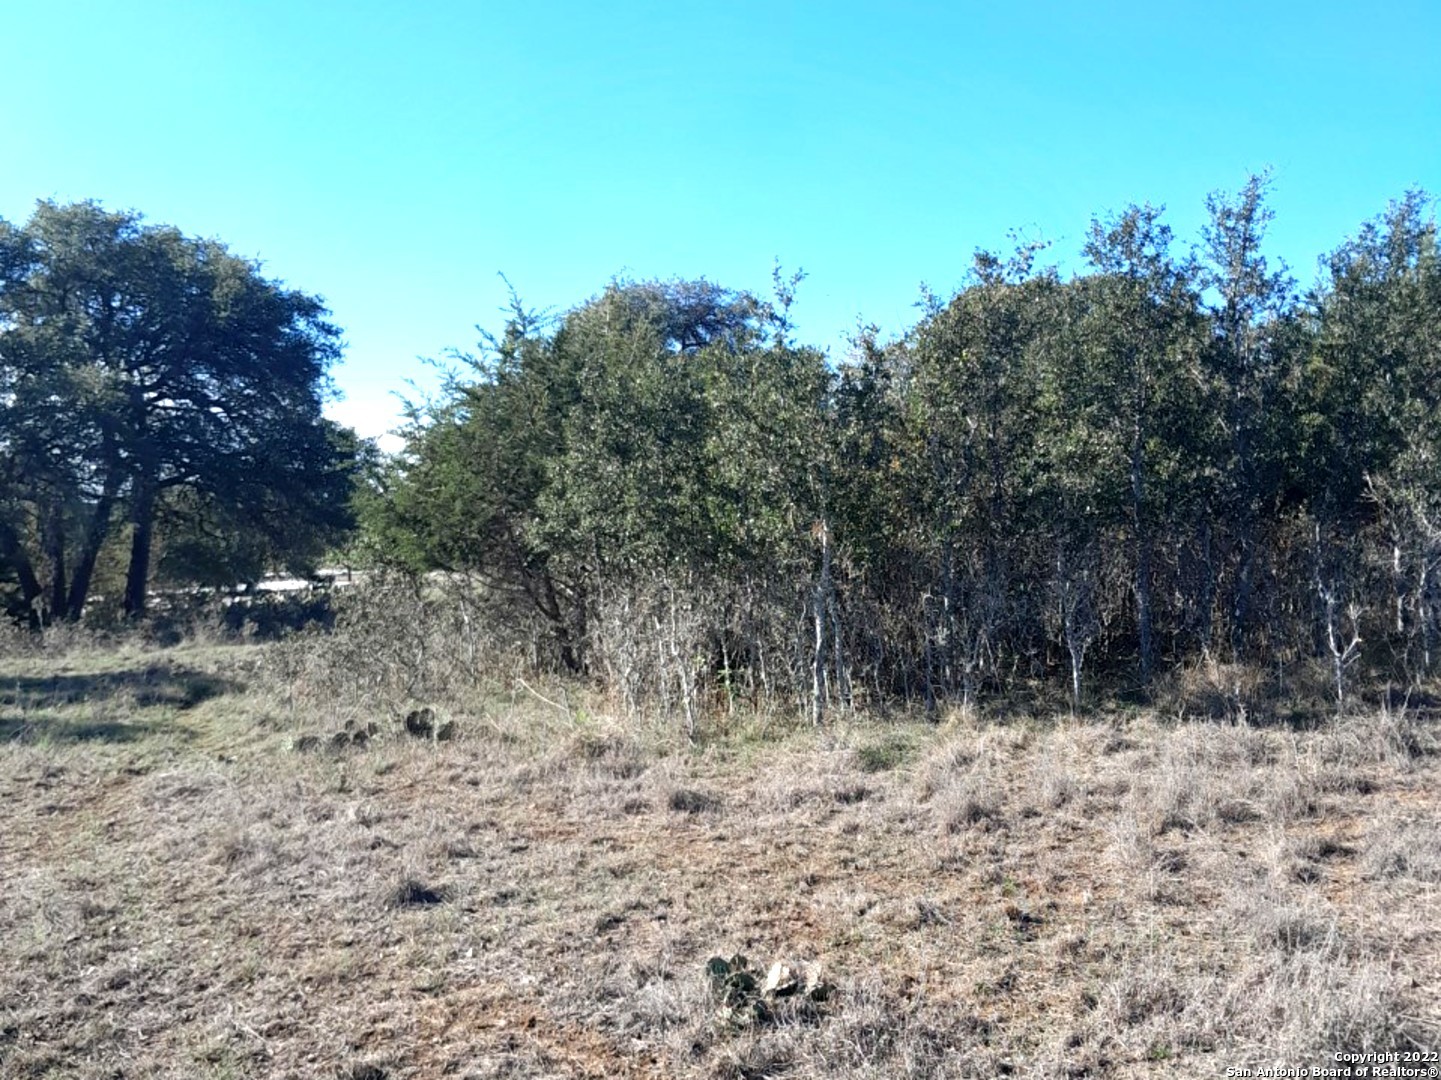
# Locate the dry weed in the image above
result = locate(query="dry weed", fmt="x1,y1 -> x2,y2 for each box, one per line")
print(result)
1,639 -> 1437,1078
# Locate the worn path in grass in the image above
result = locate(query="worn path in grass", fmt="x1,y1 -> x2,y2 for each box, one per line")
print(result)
1,643 -> 1438,1078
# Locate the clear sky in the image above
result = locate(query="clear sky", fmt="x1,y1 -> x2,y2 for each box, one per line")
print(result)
3,1 -> 1438,446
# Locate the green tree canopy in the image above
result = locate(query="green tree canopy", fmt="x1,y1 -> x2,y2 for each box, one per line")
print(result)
0,200 -> 358,623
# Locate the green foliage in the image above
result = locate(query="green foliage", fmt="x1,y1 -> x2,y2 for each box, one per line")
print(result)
358,181 -> 1441,712
535,279 -> 829,575
1303,192 -> 1441,520
368,276 -> 834,674
0,200 -> 360,623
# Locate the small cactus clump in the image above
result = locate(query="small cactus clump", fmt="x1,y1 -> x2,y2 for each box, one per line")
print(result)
705,953 -> 833,1028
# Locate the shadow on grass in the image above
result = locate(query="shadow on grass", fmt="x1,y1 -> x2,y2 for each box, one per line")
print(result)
0,665 -> 233,708
0,665 -> 234,745
0,715 -> 188,744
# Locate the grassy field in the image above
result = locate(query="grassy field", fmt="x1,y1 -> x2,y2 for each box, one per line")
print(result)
1,637 -> 1438,1078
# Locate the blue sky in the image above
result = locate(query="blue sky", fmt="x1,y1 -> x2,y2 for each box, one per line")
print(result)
3,1 -> 1438,445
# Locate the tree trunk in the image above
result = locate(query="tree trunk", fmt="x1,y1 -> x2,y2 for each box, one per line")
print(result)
537,571 -> 582,674
46,502 -> 68,621
1232,526 -> 1256,655
123,483 -> 157,618
0,519 -> 44,628
1422,554 -> 1438,674
811,519 -> 833,726
1135,537 -> 1153,686
1130,430 -> 1154,688
1196,517 -> 1215,654
1069,637 -> 1084,710
64,487 -> 119,621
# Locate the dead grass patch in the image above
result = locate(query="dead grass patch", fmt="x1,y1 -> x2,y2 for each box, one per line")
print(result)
0,642 -> 1437,1078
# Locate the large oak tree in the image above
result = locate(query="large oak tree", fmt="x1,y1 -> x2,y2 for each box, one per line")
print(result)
0,201 -> 355,622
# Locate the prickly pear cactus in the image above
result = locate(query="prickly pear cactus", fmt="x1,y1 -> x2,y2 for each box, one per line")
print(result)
704,954 -> 832,1028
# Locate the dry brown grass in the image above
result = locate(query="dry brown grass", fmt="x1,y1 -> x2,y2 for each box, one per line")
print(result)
1,639 -> 1438,1078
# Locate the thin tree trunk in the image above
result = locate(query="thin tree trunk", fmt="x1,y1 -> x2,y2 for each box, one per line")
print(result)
46,502 -> 68,620
1069,638 -> 1084,710
1135,538 -> 1154,685
1232,527 -> 1256,655
1422,555 -> 1437,674
1131,432 -> 1154,688
1197,518 -> 1215,654
811,519 -> 832,726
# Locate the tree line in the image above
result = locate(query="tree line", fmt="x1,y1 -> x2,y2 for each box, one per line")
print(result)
365,176 -> 1441,717
0,201 -> 359,626
4,182 -> 1437,719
